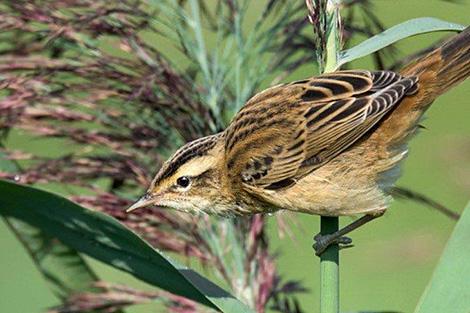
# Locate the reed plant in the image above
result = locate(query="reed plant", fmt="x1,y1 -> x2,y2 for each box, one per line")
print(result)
0,1 -> 468,313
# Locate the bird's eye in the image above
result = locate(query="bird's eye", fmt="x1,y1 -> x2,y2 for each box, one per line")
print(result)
176,176 -> 191,188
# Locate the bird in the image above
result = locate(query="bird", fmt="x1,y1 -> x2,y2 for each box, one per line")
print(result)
127,27 -> 470,255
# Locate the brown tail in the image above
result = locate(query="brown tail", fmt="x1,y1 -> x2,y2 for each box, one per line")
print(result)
401,26 -> 470,101
379,26 -> 470,146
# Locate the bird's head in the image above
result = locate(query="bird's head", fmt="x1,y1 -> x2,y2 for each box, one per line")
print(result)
126,133 -> 230,215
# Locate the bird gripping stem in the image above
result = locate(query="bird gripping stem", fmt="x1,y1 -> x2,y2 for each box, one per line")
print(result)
312,1 -> 342,312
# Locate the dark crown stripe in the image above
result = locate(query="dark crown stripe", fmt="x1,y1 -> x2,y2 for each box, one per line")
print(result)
154,133 -> 221,183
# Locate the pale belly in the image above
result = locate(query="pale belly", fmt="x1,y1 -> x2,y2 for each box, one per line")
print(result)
252,143 -> 408,216
271,173 -> 390,216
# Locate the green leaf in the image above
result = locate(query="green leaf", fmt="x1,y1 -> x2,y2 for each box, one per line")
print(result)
0,153 -> 99,300
2,218 -> 99,299
414,201 -> 470,313
338,17 -> 465,68
0,179 -> 254,313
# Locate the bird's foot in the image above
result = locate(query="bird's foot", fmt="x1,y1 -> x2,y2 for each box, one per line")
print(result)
313,233 -> 353,256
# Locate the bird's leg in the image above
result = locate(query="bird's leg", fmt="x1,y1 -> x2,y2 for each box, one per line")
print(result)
313,212 -> 384,256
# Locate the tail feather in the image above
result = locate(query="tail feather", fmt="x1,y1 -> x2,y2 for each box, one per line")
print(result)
378,26 -> 470,147
437,27 -> 470,92
401,26 -> 470,104
365,27 -> 469,198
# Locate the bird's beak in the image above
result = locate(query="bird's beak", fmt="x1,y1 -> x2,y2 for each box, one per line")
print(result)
126,193 -> 154,213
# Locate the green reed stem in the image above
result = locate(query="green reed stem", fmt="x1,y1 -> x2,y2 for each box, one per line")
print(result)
320,216 -> 340,313
319,1 -> 341,313
323,0 -> 341,73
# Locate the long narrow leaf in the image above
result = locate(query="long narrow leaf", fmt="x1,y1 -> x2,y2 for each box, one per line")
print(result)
338,17 -> 465,68
2,218 -> 99,299
0,154 -> 99,300
0,179 -> 254,313
414,202 -> 470,313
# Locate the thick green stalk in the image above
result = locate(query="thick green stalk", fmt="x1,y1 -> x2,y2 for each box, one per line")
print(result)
320,217 -> 339,313
323,0 -> 341,72
319,1 -> 341,313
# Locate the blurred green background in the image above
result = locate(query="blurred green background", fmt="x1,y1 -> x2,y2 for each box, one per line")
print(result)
1,1 -> 469,313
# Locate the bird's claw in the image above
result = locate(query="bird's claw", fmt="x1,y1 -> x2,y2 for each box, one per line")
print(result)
313,233 -> 353,256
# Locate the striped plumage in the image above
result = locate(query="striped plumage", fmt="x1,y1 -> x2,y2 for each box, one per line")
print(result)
127,27 -> 469,220
225,70 -> 417,192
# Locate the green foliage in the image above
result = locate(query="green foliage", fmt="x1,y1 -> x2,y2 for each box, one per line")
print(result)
146,0 -> 309,124
0,179 -> 254,313
0,2 -> 310,310
414,202 -> 470,313
338,17 -> 464,68
0,151 -> 100,301
2,218 -> 99,300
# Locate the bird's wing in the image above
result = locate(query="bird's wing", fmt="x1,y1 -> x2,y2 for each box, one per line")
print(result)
224,70 -> 417,191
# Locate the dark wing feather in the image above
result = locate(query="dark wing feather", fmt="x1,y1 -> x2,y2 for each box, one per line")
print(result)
224,70 -> 418,191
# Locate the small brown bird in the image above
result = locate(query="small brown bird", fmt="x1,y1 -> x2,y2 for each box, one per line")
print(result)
127,27 -> 469,254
